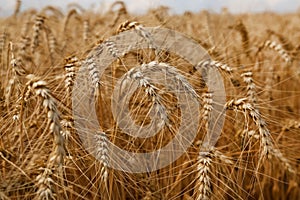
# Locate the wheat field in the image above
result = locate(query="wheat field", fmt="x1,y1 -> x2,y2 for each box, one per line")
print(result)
0,1 -> 300,200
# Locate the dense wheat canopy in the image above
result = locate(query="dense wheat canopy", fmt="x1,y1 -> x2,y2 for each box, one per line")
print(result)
0,1 -> 300,200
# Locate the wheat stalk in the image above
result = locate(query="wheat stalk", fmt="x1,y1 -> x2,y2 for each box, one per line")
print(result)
13,0 -> 21,17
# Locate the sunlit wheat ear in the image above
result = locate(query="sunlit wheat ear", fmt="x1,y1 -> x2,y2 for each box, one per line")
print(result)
60,118 -> 73,143
31,15 -> 45,54
117,20 -> 155,50
86,56 -> 101,98
124,62 -> 170,126
241,71 -> 256,104
35,168 -> 54,200
64,56 -> 80,98
13,0 -> 21,17
201,92 -> 213,130
196,59 -> 233,73
263,40 -> 292,63
283,119 -> 300,130
196,151 -> 212,200
25,74 -> 65,167
117,20 -> 141,33
148,61 -> 199,99
266,29 -> 294,51
229,20 -> 250,56
195,93 -> 213,200
94,132 -> 109,184
226,98 -> 294,173
196,92 -> 233,199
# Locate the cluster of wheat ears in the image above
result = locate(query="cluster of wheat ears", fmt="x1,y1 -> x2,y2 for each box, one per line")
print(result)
0,1 -> 300,199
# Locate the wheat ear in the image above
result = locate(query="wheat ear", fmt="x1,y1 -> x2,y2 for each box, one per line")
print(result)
83,19 -> 90,44
44,26 -> 57,61
263,40 -> 292,63
196,59 -> 233,73
241,71 -> 256,104
35,168 -> 54,200
94,132 -> 109,183
31,15 -> 45,54
267,29 -> 294,51
116,20 -> 155,49
226,98 -> 294,172
196,151 -> 212,200
229,20 -> 250,56
64,56 -> 80,98
25,74 -> 65,167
